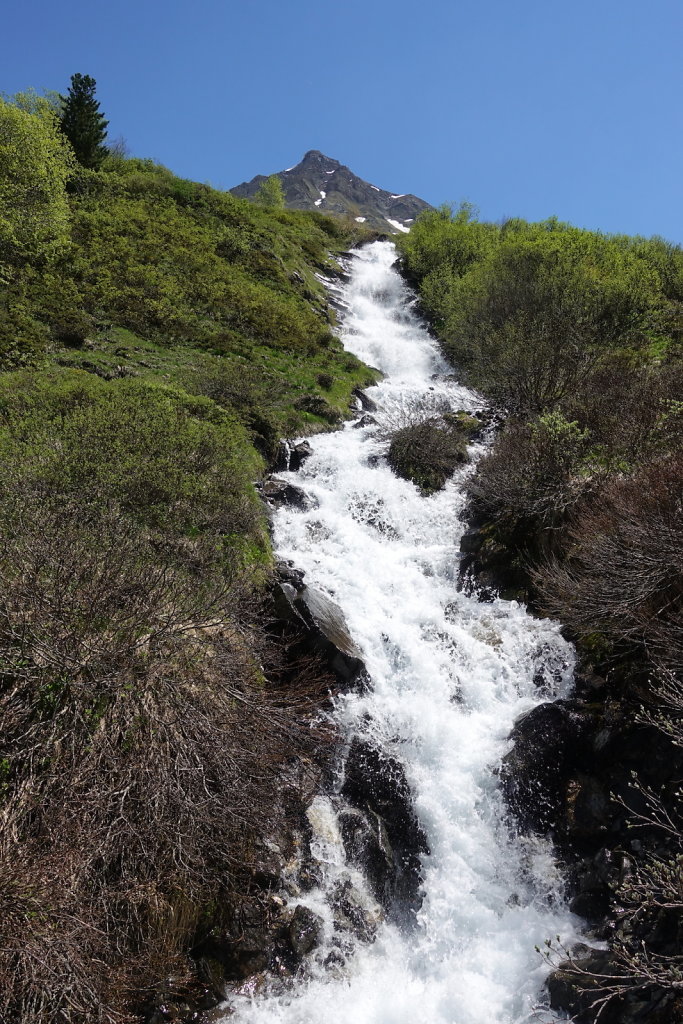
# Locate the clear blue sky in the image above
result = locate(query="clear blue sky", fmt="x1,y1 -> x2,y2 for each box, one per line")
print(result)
5,0 -> 683,241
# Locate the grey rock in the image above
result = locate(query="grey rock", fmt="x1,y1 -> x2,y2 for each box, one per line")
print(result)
262,478 -> 311,509
341,739 -> 428,920
289,441 -> 313,471
352,387 -> 377,412
293,586 -> 365,687
328,878 -> 383,942
500,700 -> 594,834
287,905 -> 324,958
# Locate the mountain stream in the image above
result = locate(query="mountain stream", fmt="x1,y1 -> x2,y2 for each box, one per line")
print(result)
226,241 -> 580,1023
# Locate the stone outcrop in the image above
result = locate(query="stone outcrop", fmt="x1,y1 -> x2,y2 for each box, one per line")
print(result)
341,738 -> 428,922
230,150 -> 432,235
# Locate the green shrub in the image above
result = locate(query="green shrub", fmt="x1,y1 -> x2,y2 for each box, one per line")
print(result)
388,419 -> 469,494
0,371 -> 266,567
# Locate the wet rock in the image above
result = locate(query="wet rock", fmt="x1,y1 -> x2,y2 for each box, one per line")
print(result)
289,441 -> 313,471
565,775 -> 612,840
262,478 -> 311,509
293,586 -> 365,687
459,528 -> 482,555
287,905 -> 324,958
273,441 -> 291,472
500,700 -> 594,834
569,888 -> 610,922
353,413 -> 377,429
352,387 -> 377,412
272,582 -> 307,627
338,806 -> 396,906
275,559 -> 306,587
547,948 -> 618,1023
341,739 -> 428,919
270,577 -> 365,687
328,878 -> 383,942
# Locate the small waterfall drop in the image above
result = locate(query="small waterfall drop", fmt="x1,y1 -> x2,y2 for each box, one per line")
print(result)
226,241 -> 580,1024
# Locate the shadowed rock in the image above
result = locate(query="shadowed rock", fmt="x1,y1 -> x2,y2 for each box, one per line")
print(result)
341,738 -> 428,921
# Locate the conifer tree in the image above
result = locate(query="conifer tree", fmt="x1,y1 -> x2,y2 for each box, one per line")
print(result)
60,74 -> 109,169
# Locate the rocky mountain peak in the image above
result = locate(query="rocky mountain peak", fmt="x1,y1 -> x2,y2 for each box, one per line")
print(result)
230,152 -> 432,234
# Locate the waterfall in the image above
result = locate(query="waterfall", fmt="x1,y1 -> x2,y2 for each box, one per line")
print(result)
225,241 -> 580,1024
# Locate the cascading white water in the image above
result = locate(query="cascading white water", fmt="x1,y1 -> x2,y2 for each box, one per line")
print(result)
225,241 -> 580,1023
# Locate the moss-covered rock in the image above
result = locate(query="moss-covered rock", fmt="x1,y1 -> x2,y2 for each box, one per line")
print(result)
387,418 -> 469,494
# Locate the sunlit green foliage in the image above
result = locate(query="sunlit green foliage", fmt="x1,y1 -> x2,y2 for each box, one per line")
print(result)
401,203 -> 683,652
255,173 -> 285,209
0,97 -> 74,278
398,206 -> 683,416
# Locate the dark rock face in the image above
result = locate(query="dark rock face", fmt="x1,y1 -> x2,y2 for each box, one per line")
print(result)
262,477 -> 312,509
500,699 -> 594,834
294,586 -> 366,687
352,387 -> 377,412
341,738 -> 428,921
287,905 -> 324,959
328,878 -> 382,942
274,439 -> 313,473
230,150 -> 432,235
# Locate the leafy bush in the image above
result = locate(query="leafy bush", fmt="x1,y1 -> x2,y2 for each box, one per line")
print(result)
0,370 -> 266,568
0,96 -> 74,275
398,208 -> 681,417
388,418 -> 469,494
470,412 -> 594,530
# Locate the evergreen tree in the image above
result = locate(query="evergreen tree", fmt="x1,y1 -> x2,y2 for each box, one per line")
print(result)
60,74 -> 108,169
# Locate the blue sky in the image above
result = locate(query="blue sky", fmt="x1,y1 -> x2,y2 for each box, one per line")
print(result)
4,0 -> 682,240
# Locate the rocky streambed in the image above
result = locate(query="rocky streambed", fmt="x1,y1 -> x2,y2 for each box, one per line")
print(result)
144,241 -> 683,1024
460,514 -> 683,1023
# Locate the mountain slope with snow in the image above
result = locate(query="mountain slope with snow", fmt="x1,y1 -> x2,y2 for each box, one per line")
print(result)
230,150 -> 432,233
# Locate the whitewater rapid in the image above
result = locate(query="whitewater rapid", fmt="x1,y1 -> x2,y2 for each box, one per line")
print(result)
226,241 -> 580,1023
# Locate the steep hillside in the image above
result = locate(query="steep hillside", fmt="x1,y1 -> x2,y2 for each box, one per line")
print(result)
230,149 -> 432,234
0,94 -> 380,1024
397,204 -> 683,1024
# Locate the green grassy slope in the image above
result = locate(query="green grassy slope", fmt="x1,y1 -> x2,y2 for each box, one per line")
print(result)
0,104 -> 379,1024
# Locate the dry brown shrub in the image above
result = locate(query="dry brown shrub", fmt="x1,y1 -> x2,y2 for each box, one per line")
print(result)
0,497 -> 329,1023
535,455 -> 683,669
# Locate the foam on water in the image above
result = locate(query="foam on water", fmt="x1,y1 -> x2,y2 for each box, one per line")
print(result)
225,241 -> 580,1024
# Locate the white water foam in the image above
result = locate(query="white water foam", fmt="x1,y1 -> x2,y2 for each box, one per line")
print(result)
225,241 -> 580,1024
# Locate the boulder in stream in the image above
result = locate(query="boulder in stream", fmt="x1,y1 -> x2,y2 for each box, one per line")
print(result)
500,699 -> 593,834
287,905 -> 324,959
262,477 -> 312,509
341,738 -> 428,920
272,579 -> 366,688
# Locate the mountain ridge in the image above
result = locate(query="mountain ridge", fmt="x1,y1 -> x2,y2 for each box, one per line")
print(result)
230,150 -> 432,233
